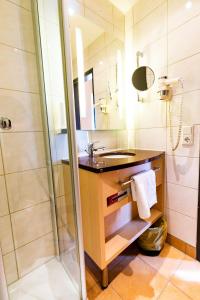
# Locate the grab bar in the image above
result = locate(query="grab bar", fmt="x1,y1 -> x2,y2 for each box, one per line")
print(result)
119,167 -> 160,188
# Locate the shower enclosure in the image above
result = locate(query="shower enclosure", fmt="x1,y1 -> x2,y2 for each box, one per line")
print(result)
0,0 -> 86,299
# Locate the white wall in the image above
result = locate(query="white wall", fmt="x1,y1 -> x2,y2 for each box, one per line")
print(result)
125,0 -> 200,247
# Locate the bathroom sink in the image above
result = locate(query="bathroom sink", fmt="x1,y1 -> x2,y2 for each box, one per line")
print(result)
99,152 -> 136,159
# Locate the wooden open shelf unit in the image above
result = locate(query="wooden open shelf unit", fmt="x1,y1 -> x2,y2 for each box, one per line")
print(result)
64,154 -> 165,287
105,208 -> 162,264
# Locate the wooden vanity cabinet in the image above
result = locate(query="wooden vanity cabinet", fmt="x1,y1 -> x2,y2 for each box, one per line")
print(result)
64,154 -> 165,287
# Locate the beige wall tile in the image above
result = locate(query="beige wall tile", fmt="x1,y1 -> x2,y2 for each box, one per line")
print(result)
0,216 -> 14,255
113,26 -> 124,42
89,131 -> 118,149
135,128 -> 166,151
0,176 -> 9,217
126,129 -> 135,148
6,168 -> 49,213
56,196 -> 67,228
142,37 -> 167,74
168,14 -> 200,65
132,0 -> 200,249
84,0 -> 113,23
0,247 -> 9,299
167,183 -> 198,218
166,209 -> 197,246
8,0 -> 31,10
133,0 -> 162,24
1,132 -> 46,173
0,0 -> 34,52
0,89 -> 43,132
135,101 -> 166,129
88,35 -> 106,59
168,0 -> 200,32
85,8 -> 113,34
16,232 -> 55,277
53,165 -> 64,198
0,44 -> 39,93
167,125 -> 200,158
113,7 -> 125,31
125,8 -> 134,31
11,201 -> 52,248
134,2 -> 167,49
167,91 -> 200,127
0,148 -> 3,175
3,251 -> 18,285
168,53 -> 200,94
93,71 -> 108,95
167,155 -> 199,189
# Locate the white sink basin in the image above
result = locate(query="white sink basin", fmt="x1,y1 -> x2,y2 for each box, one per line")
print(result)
102,154 -> 133,158
99,152 -> 136,159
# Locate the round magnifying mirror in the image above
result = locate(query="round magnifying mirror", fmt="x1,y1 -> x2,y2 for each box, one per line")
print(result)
132,66 -> 155,91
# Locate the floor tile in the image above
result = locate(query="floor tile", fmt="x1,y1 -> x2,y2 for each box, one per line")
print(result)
87,283 -> 102,300
95,287 -> 122,300
171,255 -> 200,300
86,268 -> 98,291
158,282 -> 191,300
111,256 -> 168,300
139,244 -> 184,279
87,284 -> 122,300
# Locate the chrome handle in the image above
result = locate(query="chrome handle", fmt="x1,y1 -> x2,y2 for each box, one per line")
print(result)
0,117 -> 12,130
119,167 -> 160,188
93,146 -> 106,152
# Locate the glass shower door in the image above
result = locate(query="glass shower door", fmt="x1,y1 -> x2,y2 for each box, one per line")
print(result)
32,0 -> 86,299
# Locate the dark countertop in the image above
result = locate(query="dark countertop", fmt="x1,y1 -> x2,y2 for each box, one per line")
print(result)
62,149 -> 164,173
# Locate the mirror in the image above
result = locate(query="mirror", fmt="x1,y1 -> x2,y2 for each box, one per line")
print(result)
69,12 -> 125,130
132,66 -> 155,91
73,69 -> 95,130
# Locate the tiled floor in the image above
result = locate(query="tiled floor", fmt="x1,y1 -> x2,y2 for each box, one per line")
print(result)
86,243 -> 200,300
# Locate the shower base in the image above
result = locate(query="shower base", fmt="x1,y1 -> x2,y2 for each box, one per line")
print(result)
8,258 -> 79,300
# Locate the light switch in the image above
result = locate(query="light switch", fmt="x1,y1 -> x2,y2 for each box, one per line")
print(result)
182,126 -> 194,145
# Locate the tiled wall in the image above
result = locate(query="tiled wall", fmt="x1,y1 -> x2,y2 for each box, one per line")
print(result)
0,0 -> 55,285
126,0 -> 200,247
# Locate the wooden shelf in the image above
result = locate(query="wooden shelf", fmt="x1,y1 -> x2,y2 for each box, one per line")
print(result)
105,208 -> 162,264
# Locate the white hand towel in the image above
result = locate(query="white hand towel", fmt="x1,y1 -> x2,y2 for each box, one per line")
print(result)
131,169 -> 157,219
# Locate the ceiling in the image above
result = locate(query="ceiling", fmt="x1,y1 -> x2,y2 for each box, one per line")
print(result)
109,0 -> 139,13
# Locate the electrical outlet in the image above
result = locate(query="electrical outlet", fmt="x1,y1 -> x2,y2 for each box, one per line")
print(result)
182,126 -> 194,146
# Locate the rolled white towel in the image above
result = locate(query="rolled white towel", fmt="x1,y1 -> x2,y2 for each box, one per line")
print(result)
131,169 -> 157,219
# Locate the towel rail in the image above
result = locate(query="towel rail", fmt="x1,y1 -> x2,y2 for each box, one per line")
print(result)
119,167 -> 160,188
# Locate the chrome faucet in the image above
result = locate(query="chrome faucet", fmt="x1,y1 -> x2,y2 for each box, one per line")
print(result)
85,142 -> 105,158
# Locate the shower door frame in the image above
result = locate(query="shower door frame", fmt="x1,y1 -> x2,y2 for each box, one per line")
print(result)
58,1 -> 87,298
197,161 -> 200,261
31,1 -> 87,299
